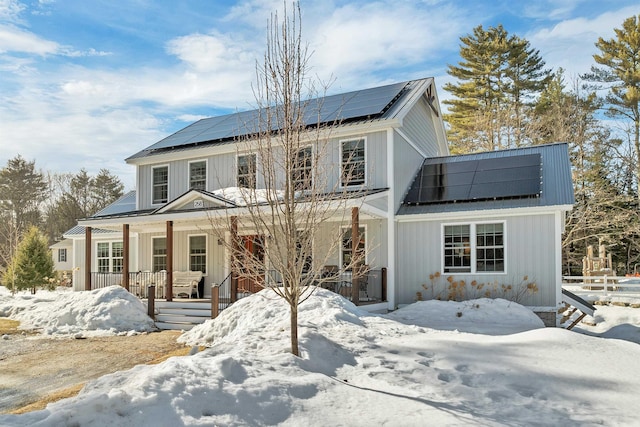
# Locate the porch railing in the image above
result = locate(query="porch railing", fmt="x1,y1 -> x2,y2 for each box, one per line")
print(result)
89,271 -> 166,298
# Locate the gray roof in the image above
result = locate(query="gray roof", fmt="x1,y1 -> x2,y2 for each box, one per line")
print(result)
93,191 -> 137,216
397,143 -> 575,215
64,191 -> 143,236
127,79 -> 430,160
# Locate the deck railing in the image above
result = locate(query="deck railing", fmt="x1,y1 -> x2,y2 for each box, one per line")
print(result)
562,275 -> 640,297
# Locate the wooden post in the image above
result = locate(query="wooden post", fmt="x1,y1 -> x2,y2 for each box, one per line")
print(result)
211,284 -> 219,319
166,220 -> 173,302
381,267 -> 387,302
123,224 -> 130,291
85,227 -> 92,291
147,285 -> 156,320
351,207 -> 360,306
231,216 -> 238,303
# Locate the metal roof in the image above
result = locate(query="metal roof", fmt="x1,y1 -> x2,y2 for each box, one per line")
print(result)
397,143 -> 575,215
93,191 -> 137,216
126,79 -> 430,161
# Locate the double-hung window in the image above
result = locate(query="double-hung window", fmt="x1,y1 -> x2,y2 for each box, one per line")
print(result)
152,237 -> 167,272
292,147 -> 312,191
341,226 -> 366,270
58,248 -> 67,263
96,241 -> 124,273
237,154 -> 256,189
443,223 -> 504,273
189,160 -> 207,190
152,166 -> 169,204
189,235 -> 207,274
341,138 -> 365,187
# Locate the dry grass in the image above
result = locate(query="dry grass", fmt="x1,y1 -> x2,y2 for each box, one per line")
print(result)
0,318 -> 22,335
5,341 -> 197,414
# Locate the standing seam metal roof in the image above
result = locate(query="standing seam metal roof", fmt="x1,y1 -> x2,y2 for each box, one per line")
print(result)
126,79 -> 431,161
397,143 -> 575,215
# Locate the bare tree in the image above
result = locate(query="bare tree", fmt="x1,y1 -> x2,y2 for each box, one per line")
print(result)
208,2 -> 367,356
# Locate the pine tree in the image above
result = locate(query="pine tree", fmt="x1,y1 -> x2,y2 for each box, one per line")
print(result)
0,156 -> 48,232
9,226 -> 54,294
582,14 -> 640,199
444,25 -> 551,153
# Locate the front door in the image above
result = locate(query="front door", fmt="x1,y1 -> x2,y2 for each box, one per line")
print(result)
237,235 -> 265,293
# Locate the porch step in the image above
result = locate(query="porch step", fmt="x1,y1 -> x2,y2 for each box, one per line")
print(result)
152,301 -> 212,331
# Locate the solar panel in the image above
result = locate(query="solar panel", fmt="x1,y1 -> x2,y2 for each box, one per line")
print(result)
405,154 -> 541,205
140,81 -> 408,154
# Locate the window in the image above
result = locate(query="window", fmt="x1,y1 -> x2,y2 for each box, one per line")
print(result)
292,147 -> 312,191
341,226 -> 366,269
444,225 -> 471,273
237,154 -> 256,189
152,237 -> 167,272
341,138 -> 365,186
152,166 -> 169,204
443,223 -> 505,273
189,160 -> 206,190
476,224 -> 504,272
189,235 -> 207,274
58,248 -> 67,263
96,242 -> 123,273
295,230 -> 312,273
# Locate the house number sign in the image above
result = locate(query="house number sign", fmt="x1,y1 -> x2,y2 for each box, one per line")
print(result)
193,199 -> 204,208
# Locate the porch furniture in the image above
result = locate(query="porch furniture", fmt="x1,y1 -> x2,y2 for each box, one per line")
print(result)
134,271 -> 167,298
173,270 -> 203,298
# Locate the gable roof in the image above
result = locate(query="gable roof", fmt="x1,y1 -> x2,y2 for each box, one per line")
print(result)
397,143 -> 575,216
126,78 -> 439,161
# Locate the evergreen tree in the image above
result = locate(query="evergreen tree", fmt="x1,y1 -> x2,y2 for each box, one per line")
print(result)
582,14 -> 640,199
0,156 -> 48,232
444,25 -> 551,153
8,226 -> 54,294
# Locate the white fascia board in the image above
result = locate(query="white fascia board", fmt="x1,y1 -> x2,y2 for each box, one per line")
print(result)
395,205 -> 574,223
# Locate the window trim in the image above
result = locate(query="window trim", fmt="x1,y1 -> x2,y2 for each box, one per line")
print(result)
441,221 -> 507,275
188,159 -> 208,191
151,164 -> 170,205
188,234 -> 208,275
340,224 -> 367,270
292,146 -> 313,191
95,241 -> 124,273
339,137 -> 367,188
237,153 -> 257,189
151,236 -> 167,273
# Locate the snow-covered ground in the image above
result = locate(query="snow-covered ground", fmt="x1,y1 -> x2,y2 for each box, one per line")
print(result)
0,285 -> 639,426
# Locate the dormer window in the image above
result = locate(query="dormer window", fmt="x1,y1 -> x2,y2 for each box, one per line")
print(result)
237,154 -> 256,189
189,160 -> 207,190
152,166 -> 168,204
341,138 -> 366,187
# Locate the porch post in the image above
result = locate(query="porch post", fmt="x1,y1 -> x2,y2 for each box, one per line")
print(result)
85,227 -> 92,291
123,224 -> 130,291
351,207 -> 360,306
231,216 -> 238,303
166,220 -> 173,302
211,284 -> 219,319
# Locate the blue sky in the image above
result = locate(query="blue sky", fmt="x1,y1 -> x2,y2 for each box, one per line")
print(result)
0,0 -> 637,189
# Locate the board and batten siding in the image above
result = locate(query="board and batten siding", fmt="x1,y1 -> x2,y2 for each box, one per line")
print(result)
393,130 -> 425,210
314,219 -> 387,270
400,97 -> 443,158
323,131 -> 388,190
137,230 -> 226,298
396,213 -> 558,308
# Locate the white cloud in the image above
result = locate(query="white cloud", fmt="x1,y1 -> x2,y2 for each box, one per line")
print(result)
528,5 -> 638,79
0,0 -> 24,22
0,24 -> 58,54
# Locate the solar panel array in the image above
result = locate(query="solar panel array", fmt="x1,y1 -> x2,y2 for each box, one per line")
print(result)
142,81 -> 409,153
404,154 -> 542,205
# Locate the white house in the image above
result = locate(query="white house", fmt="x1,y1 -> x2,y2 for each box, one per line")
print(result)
65,77 -> 574,325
